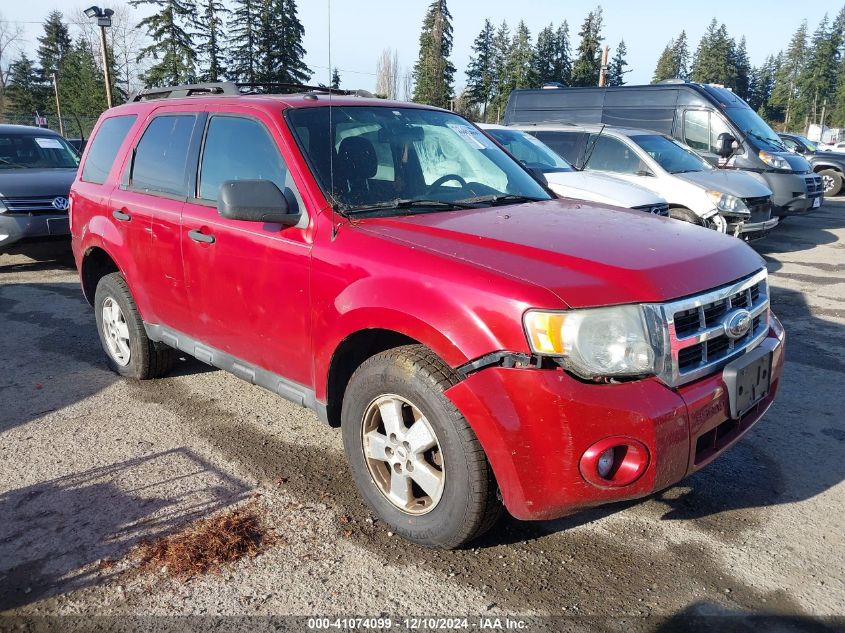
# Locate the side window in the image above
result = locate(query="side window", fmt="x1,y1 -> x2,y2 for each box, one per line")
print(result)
131,115 -> 196,196
81,115 -> 137,184
532,131 -> 584,164
198,116 -> 303,213
709,114 -> 732,151
584,136 -> 642,174
684,110 -> 710,152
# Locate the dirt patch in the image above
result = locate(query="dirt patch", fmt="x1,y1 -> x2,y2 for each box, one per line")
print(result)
133,503 -> 277,578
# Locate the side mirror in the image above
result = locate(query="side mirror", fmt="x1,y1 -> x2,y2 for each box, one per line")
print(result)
715,132 -> 738,158
217,179 -> 300,226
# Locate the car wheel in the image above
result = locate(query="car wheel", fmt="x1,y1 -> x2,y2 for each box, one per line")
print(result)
341,345 -> 503,549
94,272 -> 175,379
668,206 -> 706,226
819,169 -> 843,197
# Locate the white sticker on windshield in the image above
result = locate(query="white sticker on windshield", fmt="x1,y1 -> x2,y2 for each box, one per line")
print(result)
35,137 -> 63,149
446,123 -> 494,150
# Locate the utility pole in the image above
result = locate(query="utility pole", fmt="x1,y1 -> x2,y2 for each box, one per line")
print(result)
51,73 -> 64,137
598,45 -> 610,87
85,6 -> 114,109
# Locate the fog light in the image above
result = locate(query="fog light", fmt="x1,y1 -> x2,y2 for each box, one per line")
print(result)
597,447 -> 615,478
579,437 -> 649,488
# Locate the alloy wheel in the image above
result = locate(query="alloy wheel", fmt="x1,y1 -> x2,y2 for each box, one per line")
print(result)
101,297 -> 131,366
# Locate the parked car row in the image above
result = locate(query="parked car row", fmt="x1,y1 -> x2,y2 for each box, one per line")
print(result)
489,80 -> 829,242
55,80 -> 787,549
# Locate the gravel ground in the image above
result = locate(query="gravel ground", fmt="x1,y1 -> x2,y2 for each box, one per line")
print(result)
0,202 -> 843,629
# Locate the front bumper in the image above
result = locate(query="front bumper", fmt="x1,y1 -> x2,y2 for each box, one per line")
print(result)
0,213 -> 70,251
763,171 -> 823,216
738,217 -> 779,241
446,318 -> 785,521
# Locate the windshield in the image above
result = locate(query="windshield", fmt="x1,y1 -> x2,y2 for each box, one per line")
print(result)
285,106 -> 550,213
630,134 -> 712,174
484,128 -> 573,173
795,135 -> 818,152
0,133 -> 79,169
725,108 -> 788,152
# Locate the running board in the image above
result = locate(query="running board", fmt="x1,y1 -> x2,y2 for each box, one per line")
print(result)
144,323 -> 328,423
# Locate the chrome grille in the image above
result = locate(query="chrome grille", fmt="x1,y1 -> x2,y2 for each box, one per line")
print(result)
1,196 -> 68,215
647,269 -> 770,387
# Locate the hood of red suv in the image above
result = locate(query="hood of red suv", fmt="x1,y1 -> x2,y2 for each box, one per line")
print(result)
355,198 -> 764,308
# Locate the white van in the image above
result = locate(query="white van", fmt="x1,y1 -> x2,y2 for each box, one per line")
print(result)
480,124 -> 668,216
511,123 -> 778,240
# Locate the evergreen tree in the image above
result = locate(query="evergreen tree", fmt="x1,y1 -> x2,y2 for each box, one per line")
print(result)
412,0 -> 455,108
531,23 -> 557,86
506,21 -> 533,91
652,40 -> 677,83
571,6 -> 604,87
131,0 -> 198,87
553,21 -> 573,85
606,39 -> 628,86
690,19 -> 737,88
37,11 -> 72,82
489,20 -> 511,121
59,39 -> 108,119
733,37 -> 751,99
228,0 -> 260,83
331,67 -> 341,90
673,31 -> 690,80
466,19 -> 496,117
831,58 -> 845,127
196,0 -> 228,82
771,21 -> 808,128
748,54 -> 778,115
6,53 -> 49,117
256,0 -> 311,85
798,13 -> 843,126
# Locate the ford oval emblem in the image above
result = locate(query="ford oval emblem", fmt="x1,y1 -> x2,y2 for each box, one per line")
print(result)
52,196 -> 69,211
724,309 -> 752,340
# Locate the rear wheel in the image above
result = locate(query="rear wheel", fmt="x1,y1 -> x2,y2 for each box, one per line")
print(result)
819,169 -> 843,197
94,272 -> 175,379
341,345 -> 503,548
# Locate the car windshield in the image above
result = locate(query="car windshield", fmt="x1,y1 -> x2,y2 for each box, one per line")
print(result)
630,134 -> 712,174
484,128 -> 573,173
725,108 -> 789,152
285,106 -> 551,214
794,135 -> 818,152
0,133 -> 79,169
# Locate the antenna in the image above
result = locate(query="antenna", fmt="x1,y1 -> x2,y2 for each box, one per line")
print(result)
328,0 -> 338,240
580,123 -> 606,171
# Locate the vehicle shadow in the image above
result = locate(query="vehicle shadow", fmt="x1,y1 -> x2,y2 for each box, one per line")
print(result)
650,601 -> 842,633
0,449 -> 250,610
753,200 -> 844,257
0,239 -> 75,273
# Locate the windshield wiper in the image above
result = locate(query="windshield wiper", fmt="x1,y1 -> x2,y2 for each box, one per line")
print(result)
458,194 -> 546,206
344,198 -> 477,215
0,157 -> 29,168
745,129 -> 788,151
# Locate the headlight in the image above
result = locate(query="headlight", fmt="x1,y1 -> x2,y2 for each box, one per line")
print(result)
758,151 -> 790,170
706,191 -> 750,215
523,305 -> 656,379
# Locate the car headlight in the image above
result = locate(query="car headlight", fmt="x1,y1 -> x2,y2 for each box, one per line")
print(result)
758,151 -> 790,170
523,305 -> 657,379
706,191 -> 750,216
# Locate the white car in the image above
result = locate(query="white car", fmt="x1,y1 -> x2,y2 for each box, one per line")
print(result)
479,124 -> 668,216
510,123 -> 779,241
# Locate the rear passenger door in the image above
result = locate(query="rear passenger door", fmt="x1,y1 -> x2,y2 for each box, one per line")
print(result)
180,108 -> 313,387
108,107 -> 204,333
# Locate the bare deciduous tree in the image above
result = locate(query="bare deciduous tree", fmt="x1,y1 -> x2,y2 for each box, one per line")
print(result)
0,13 -> 24,115
375,48 -> 399,99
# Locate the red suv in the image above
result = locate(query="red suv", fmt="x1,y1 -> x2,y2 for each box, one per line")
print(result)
70,83 -> 784,548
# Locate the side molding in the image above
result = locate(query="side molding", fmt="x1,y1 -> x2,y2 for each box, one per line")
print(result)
144,323 -> 329,423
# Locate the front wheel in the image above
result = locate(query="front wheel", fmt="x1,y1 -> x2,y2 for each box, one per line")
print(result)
819,169 -> 843,197
341,345 -> 503,548
669,206 -> 706,226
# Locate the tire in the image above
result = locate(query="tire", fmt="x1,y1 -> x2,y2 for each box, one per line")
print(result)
819,169 -> 843,197
341,345 -> 503,549
93,272 -> 175,379
668,206 -> 706,226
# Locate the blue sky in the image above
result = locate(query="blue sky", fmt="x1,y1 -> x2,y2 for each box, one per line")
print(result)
2,0 -> 838,91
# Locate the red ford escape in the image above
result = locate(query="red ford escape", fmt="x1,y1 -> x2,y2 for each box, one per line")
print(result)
70,83 -> 784,548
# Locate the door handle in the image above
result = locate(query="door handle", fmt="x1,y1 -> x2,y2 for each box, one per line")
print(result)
112,209 -> 131,222
188,228 -> 215,244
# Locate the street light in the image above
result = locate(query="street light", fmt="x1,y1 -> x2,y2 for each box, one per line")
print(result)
84,6 -> 114,108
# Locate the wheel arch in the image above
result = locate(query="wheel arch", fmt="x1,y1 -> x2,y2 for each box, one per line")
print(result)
80,245 -> 121,306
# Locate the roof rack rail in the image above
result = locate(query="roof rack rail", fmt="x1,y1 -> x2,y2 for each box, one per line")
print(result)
131,81 -> 375,102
